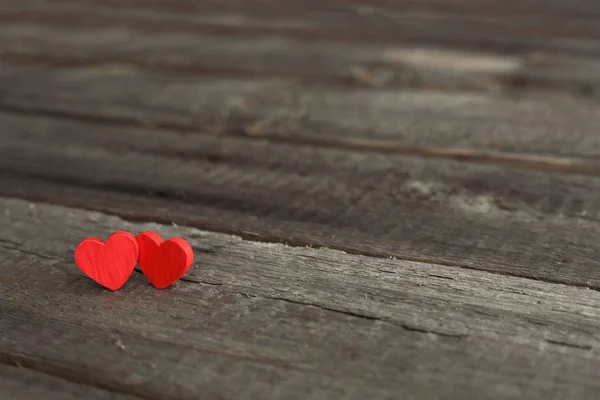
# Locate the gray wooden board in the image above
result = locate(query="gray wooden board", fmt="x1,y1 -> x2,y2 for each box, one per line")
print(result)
2,1 -> 600,97
7,0 -> 600,22
3,114 -> 600,289
4,0 -> 600,56
2,197 -> 600,399
0,364 -> 137,400
2,66 -> 600,160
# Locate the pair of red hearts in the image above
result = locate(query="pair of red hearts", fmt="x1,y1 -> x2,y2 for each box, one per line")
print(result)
74,231 -> 193,291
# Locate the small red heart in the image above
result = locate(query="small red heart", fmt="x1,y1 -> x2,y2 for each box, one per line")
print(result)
135,231 -> 194,289
74,231 -> 139,291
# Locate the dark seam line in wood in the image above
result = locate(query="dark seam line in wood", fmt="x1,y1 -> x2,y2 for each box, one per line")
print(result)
178,282 -> 467,338
0,353 -> 152,400
128,269 -> 468,338
0,101 -> 598,178
2,169 -> 598,294
0,237 -> 23,247
545,339 -> 593,350
249,294 -> 468,338
426,274 -> 455,280
0,242 -> 69,262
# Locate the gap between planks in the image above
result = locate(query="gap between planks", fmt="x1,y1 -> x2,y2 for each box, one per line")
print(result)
0,177 -> 599,295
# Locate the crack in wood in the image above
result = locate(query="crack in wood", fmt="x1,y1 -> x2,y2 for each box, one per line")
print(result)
427,274 -> 456,280
252,293 -> 468,339
0,352 -> 152,400
131,265 -> 467,337
545,339 -> 593,350
0,242 -> 68,262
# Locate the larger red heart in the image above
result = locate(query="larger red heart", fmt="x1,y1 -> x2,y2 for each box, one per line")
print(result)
74,231 -> 139,291
135,231 -> 194,289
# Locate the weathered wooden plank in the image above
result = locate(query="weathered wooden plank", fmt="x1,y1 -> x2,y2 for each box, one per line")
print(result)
10,0 -> 600,20
2,1 -> 600,96
0,364 -> 136,400
14,0 -> 600,19
2,197 -> 600,399
0,24 -> 535,93
4,0 -> 600,55
1,66 -> 600,160
2,114 -> 600,288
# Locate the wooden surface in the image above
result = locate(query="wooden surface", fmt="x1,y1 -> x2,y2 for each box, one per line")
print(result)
3,198 -> 600,400
2,0 -> 600,398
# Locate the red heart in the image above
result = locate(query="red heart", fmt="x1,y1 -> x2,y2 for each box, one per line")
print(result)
135,231 -> 194,289
74,231 -> 139,291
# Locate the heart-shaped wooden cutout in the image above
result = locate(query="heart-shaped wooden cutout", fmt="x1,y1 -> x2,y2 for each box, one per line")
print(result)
135,231 -> 194,289
74,231 -> 139,291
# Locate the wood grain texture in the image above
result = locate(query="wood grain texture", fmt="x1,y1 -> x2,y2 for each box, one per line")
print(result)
0,365 -> 137,400
2,113 -> 600,289
1,65 -> 600,161
3,1 -> 600,398
1,0 -> 600,97
2,197 -> 600,399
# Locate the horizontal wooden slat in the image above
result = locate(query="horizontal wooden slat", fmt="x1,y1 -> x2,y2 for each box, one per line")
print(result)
4,0 -> 600,51
2,197 -> 600,399
0,23 -> 533,92
1,66 -> 600,160
1,0 -> 600,96
11,0 -> 600,19
2,113 -> 600,288
0,364 -> 137,400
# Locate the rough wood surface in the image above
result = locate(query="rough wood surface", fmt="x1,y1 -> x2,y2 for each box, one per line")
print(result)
0,364 -> 136,400
2,197 -> 600,399
2,113 -> 600,289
